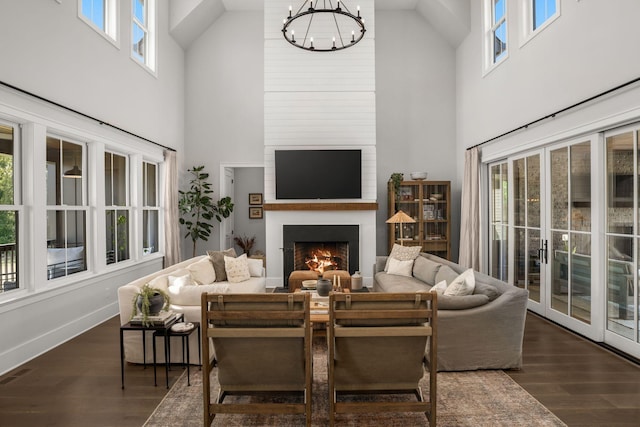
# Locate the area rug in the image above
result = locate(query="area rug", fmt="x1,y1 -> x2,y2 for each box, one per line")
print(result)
144,339 -> 566,427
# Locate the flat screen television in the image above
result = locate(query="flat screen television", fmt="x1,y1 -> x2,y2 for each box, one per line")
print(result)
275,149 -> 362,199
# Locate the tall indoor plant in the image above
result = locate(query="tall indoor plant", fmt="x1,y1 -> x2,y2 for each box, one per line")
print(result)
179,165 -> 234,258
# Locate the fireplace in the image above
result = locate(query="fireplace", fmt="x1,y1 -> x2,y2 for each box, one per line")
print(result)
283,225 -> 359,287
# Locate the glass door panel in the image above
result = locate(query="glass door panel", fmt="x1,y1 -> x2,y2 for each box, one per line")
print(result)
490,163 -> 508,282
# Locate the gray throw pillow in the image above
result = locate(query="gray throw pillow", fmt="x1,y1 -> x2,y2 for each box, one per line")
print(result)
438,294 -> 489,310
473,282 -> 500,301
435,265 -> 459,285
206,248 -> 237,282
412,256 -> 442,286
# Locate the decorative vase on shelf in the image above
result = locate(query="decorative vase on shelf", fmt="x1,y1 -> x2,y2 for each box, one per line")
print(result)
316,278 -> 332,297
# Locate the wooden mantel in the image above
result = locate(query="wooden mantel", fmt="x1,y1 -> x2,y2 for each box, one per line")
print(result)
263,202 -> 378,211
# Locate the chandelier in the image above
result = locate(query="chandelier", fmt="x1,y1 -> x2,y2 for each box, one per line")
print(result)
282,0 -> 366,52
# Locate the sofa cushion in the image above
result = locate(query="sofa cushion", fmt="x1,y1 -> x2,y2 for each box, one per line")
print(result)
187,257 -> 216,284
374,272 -> 431,293
386,257 -> 414,277
435,265 -> 459,285
148,274 -> 169,293
438,294 -> 490,310
169,283 -> 230,306
384,244 -> 421,271
413,256 -> 442,285
207,248 -> 237,282
225,254 -> 251,283
444,269 -> 475,296
473,281 -> 500,301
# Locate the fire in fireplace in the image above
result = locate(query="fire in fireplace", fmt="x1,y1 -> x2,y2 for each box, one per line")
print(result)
294,242 -> 349,274
283,225 -> 359,287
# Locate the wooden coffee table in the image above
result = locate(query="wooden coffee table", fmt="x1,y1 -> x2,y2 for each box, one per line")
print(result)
295,288 -> 350,324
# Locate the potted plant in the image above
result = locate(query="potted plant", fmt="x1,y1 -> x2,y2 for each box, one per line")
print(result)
234,234 -> 256,256
179,165 -> 234,258
130,284 -> 171,327
389,173 -> 404,202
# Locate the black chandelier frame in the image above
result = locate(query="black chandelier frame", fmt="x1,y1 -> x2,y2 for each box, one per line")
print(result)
282,1 -> 366,52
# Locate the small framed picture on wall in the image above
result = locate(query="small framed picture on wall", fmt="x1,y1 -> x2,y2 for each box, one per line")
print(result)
249,193 -> 263,205
249,207 -> 263,219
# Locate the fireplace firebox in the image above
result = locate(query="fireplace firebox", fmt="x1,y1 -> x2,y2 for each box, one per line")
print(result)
283,225 -> 359,287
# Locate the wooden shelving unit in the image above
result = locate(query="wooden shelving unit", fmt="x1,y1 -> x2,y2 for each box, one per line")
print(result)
387,180 -> 451,260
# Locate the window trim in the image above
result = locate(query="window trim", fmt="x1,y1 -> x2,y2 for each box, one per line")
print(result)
130,0 -> 157,75
77,0 -> 120,49
483,0 -> 509,76
520,0 -> 560,48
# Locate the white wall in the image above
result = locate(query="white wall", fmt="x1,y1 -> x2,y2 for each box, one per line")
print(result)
0,0 -> 184,150
183,11 -> 264,257
456,1 -> 640,150
375,10 -> 458,258
232,167 -> 266,256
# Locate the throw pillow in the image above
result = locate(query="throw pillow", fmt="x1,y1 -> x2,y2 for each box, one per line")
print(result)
429,280 -> 448,295
444,268 -> 476,296
167,273 -> 195,290
247,257 -> 263,277
435,265 -> 459,285
187,257 -> 216,285
412,256 -> 442,285
386,257 -> 414,277
384,244 -> 421,272
207,248 -> 237,282
224,253 -> 251,283
148,274 -> 169,293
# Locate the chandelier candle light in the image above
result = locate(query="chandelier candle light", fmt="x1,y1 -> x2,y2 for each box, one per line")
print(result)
282,0 -> 366,52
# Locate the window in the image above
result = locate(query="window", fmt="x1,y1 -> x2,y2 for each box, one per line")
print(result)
533,0 -> 557,31
0,124 -> 19,292
491,0 -> 507,63
105,152 -> 130,264
142,161 -> 159,255
131,0 -> 157,72
46,137 -> 88,280
521,0 -> 559,43
79,0 -> 118,43
489,162 -> 509,282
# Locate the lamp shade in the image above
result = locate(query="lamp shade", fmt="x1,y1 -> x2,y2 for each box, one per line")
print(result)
385,210 -> 416,224
63,165 -> 82,178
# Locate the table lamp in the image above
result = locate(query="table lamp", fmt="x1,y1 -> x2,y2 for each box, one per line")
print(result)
386,210 -> 416,245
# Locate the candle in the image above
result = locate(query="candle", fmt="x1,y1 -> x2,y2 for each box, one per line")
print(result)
289,5 -> 292,18
357,5 -> 361,17
338,276 -> 341,288
333,275 -> 337,289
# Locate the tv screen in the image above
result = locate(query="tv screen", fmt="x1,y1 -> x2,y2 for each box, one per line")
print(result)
275,149 -> 362,199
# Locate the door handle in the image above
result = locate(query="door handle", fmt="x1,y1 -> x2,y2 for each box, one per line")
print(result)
538,240 -> 548,265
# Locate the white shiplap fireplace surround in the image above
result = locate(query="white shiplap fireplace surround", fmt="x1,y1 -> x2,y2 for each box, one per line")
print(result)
263,0 -> 377,288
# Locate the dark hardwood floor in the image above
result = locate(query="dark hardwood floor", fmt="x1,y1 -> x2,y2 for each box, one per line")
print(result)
0,312 -> 639,426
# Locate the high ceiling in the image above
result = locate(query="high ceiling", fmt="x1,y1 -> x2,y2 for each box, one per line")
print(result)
170,0 -> 470,50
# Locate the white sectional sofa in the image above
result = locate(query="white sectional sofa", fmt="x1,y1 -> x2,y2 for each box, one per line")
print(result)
117,254 -> 266,365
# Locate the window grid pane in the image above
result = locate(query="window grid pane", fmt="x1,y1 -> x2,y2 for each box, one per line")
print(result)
533,0 -> 557,30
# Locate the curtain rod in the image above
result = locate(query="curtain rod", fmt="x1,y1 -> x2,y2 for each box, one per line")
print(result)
467,75 -> 640,151
0,79 -> 176,153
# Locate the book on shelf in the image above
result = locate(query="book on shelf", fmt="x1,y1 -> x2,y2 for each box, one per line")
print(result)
130,310 -> 178,326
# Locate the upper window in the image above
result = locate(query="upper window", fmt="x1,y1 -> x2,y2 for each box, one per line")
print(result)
79,0 -> 118,44
0,124 -> 19,293
521,0 -> 559,44
484,0 -> 508,73
533,0 -> 557,31
132,0 -> 157,73
46,137 -> 88,280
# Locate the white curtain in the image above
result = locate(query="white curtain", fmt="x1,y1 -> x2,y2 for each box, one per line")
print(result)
458,147 -> 481,270
163,150 -> 181,266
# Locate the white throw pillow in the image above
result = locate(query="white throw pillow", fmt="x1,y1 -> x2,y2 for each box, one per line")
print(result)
168,273 -> 195,290
247,258 -> 263,277
148,274 -> 169,293
386,257 -> 414,277
224,254 -> 251,283
384,244 -> 421,272
187,257 -> 216,285
430,280 -> 448,295
444,269 -> 476,296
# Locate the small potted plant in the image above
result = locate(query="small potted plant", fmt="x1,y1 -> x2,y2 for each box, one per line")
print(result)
131,284 -> 171,327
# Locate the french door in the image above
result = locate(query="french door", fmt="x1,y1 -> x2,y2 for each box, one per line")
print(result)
488,136 -> 601,340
